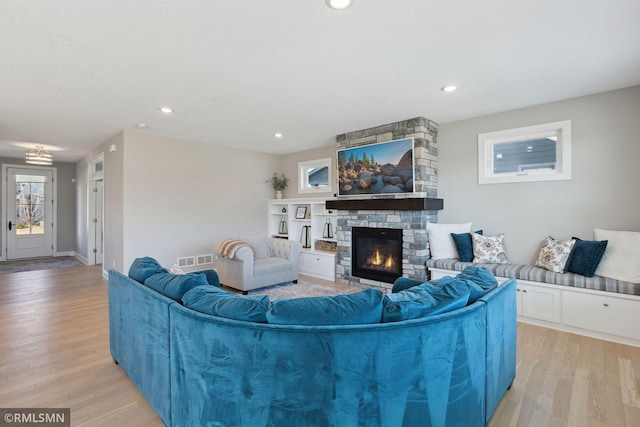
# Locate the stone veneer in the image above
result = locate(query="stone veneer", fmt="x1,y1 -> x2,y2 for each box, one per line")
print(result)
335,117 -> 439,293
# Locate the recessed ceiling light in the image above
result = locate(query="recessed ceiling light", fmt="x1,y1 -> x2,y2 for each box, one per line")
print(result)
159,107 -> 173,113
441,85 -> 457,93
274,133 -> 283,138
136,123 -> 149,129
326,0 -> 351,10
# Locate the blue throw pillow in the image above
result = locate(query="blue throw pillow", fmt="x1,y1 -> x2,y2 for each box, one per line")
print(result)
566,238 -> 608,277
128,256 -> 167,283
266,288 -> 384,325
182,286 -> 271,323
450,230 -> 483,262
144,272 -> 209,302
382,277 -> 472,323
456,265 -> 498,303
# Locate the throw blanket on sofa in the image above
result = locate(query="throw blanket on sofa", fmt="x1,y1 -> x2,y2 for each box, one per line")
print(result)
218,240 -> 251,259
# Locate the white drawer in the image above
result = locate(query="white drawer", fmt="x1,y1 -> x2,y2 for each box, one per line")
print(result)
563,291 -> 640,340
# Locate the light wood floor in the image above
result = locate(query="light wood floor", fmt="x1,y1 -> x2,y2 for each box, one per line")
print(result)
2,266 -> 640,426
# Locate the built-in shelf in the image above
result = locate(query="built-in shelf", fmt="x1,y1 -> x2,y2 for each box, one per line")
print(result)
325,197 -> 443,211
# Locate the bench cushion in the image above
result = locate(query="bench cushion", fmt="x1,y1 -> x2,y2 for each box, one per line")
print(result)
427,259 -> 640,296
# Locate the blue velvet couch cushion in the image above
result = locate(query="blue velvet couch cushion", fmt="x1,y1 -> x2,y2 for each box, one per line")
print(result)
144,272 -> 209,302
456,265 -> 499,303
566,237 -> 608,277
266,288 -> 384,325
182,285 -> 271,323
129,256 -> 167,283
382,276 -> 472,322
391,277 -> 424,293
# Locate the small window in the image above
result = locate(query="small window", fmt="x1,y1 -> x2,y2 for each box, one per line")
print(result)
478,120 -> 571,184
298,158 -> 332,193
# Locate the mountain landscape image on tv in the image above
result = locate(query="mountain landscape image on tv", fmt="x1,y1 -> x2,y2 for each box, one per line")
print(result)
337,137 -> 415,196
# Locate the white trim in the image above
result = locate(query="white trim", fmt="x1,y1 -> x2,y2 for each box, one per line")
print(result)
478,120 -> 571,184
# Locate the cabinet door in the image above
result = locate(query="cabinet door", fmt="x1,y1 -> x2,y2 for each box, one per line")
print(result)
563,292 -> 640,340
519,283 -> 561,323
301,253 -> 335,281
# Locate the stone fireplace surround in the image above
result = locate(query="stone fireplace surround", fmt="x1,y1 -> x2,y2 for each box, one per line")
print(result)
328,117 -> 442,293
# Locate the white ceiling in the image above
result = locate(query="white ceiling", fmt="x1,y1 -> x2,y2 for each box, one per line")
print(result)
1,0 -> 639,163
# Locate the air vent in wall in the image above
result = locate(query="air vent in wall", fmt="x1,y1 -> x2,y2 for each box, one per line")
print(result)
177,256 -> 196,268
196,254 -> 214,265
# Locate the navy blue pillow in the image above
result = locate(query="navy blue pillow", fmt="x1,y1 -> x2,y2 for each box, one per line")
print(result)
566,238 -> 608,277
182,286 -> 271,323
129,257 -> 167,283
450,230 -> 483,262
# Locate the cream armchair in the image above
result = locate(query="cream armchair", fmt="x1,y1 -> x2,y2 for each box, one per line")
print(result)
215,237 -> 302,293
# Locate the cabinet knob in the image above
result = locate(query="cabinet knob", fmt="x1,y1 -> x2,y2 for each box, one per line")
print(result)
523,289 -> 527,293
516,288 -> 520,292
604,303 -> 609,307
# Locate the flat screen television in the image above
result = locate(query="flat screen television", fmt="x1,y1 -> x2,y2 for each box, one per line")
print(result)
337,137 -> 415,197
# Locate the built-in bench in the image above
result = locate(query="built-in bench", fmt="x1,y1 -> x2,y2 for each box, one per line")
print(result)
426,259 -> 640,347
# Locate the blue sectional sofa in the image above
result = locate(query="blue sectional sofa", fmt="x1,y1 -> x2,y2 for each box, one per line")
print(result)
109,258 -> 516,427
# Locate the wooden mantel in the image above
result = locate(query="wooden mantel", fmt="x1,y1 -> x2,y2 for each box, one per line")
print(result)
325,198 -> 443,211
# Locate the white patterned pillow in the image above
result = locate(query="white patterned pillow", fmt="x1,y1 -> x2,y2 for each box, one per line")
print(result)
472,233 -> 508,264
535,236 -> 576,273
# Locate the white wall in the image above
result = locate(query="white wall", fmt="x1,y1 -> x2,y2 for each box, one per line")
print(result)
120,131 -> 281,271
437,86 -> 640,265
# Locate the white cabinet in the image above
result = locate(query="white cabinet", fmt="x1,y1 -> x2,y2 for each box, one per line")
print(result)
299,251 -> 336,281
268,198 -> 336,281
516,282 -> 561,323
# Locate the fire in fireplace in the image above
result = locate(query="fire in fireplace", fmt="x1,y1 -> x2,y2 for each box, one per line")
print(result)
352,227 -> 402,283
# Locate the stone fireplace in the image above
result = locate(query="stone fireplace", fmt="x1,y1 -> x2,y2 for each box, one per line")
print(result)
327,117 -> 442,293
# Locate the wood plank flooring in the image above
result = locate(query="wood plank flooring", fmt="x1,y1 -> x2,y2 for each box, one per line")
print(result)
1,265 -> 640,426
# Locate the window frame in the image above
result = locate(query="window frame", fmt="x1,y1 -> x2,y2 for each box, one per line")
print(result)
298,158 -> 332,194
478,120 -> 572,184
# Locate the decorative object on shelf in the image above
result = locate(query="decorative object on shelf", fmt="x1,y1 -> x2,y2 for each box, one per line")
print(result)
323,218 -> 334,239
315,240 -> 337,252
300,225 -> 311,248
295,206 -> 307,219
278,217 -> 288,235
267,173 -> 289,199
26,145 -> 53,165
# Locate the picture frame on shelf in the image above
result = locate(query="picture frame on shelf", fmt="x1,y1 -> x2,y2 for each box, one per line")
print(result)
295,207 -> 307,219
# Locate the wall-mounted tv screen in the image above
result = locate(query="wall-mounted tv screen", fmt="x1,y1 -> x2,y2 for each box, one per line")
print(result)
337,137 -> 415,197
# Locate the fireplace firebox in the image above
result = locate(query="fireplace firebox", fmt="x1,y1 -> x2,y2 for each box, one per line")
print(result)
352,227 -> 403,283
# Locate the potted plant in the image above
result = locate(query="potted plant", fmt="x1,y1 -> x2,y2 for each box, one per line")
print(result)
267,173 -> 289,199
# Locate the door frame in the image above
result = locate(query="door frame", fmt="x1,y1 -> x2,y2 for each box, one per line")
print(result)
86,153 -> 104,266
1,163 -> 58,261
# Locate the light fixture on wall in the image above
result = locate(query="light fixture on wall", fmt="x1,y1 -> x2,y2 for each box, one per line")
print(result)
25,145 -> 53,165
326,0 -> 351,10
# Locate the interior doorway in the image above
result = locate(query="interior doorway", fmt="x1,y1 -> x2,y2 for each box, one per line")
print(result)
89,179 -> 104,265
87,153 -> 104,266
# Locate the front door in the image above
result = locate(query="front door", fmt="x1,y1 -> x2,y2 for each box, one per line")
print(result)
6,168 -> 54,259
